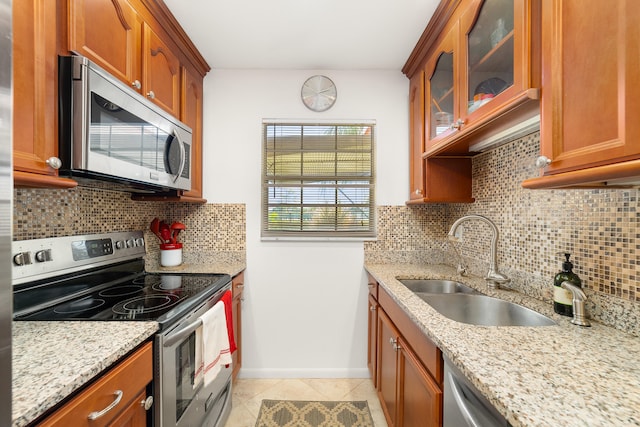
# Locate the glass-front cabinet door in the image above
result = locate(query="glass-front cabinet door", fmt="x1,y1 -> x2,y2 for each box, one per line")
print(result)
425,23 -> 457,148
465,0 -> 514,116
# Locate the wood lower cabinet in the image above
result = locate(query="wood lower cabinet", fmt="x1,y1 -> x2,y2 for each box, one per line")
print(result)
522,0 -> 640,189
12,0 -> 77,188
369,278 -> 443,427
37,342 -> 153,427
396,336 -> 442,427
231,271 -> 245,381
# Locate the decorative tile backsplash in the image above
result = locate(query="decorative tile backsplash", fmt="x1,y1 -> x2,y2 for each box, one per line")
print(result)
13,187 -> 246,255
366,132 -> 640,335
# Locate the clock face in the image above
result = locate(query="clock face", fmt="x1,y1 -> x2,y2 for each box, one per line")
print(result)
301,75 -> 337,112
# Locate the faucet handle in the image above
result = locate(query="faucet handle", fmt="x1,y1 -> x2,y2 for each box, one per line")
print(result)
561,281 -> 591,327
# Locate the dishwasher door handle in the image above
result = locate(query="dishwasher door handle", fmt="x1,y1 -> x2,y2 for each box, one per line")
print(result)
447,371 -> 484,427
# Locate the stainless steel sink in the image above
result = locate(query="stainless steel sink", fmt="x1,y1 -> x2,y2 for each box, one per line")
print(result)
398,279 -> 478,294
418,293 -> 556,327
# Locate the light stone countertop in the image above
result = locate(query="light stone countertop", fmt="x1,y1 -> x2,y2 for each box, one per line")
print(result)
12,321 -> 158,427
365,263 -> 640,427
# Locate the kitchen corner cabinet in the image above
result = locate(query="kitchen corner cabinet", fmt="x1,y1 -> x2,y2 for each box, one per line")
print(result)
231,271 -> 245,382
407,64 -> 474,204
368,276 -> 443,427
37,342 -> 153,427
404,0 -> 541,159
522,0 -> 640,189
12,0 -> 77,189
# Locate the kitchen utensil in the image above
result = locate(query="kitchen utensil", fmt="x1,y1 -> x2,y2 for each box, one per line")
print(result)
150,218 -> 164,243
160,221 -> 171,243
170,222 -> 186,244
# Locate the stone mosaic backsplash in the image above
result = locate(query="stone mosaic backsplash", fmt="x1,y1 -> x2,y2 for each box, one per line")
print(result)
13,187 -> 246,255
366,132 -> 640,335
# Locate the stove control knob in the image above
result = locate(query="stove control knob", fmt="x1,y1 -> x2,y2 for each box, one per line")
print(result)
126,239 -> 134,248
115,240 -> 125,250
13,252 -> 32,266
35,249 -> 52,263
135,237 -> 145,247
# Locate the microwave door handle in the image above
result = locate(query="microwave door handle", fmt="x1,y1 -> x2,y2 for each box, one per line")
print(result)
171,129 -> 186,183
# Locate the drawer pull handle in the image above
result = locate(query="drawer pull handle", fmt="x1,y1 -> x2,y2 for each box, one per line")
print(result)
88,390 -> 123,420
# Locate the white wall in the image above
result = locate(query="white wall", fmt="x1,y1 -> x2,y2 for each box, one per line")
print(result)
202,69 -> 409,377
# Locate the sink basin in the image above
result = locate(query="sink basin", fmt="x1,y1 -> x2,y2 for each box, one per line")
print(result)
418,293 -> 556,327
399,279 -> 478,294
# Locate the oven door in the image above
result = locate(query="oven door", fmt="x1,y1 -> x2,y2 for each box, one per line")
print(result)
156,285 -> 232,427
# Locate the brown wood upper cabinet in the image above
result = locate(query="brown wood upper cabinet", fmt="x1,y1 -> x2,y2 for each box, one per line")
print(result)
65,0 -> 209,200
404,0 -> 541,158
69,0 -> 180,117
13,0 -> 77,188
522,0 -> 640,189
407,44 -> 474,204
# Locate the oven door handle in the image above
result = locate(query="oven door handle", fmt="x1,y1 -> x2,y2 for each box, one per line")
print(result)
163,317 -> 203,348
163,285 -> 230,348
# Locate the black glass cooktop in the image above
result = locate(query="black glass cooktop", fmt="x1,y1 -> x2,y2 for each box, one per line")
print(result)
13,259 -> 230,328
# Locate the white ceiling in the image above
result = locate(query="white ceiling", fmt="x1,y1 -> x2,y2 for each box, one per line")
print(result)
162,0 -> 440,70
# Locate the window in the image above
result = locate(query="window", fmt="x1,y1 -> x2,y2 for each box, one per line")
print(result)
262,121 -> 376,239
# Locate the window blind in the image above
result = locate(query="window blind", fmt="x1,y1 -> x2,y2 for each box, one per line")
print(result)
262,122 -> 376,239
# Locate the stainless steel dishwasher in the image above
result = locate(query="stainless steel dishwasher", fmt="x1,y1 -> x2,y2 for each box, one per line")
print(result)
444,357 -> 512,427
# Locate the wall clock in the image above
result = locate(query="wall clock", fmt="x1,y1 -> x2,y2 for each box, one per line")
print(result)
301,75 -> 337,112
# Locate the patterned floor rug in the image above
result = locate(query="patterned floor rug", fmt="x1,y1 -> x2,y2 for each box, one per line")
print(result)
255,399 -> 375,427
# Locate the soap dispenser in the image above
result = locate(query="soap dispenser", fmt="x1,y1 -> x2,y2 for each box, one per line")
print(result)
553,253 -> 582,316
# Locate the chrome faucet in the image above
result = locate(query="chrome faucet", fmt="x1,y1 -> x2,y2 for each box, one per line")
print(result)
561,281 -> 591,327
447,214 -> 510,288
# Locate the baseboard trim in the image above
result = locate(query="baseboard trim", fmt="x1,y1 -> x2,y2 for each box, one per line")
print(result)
238,367 -> 370,379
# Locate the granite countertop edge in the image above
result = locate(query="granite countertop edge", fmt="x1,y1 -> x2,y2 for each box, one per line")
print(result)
364,262 -> 640,427
12,321 -> 158,427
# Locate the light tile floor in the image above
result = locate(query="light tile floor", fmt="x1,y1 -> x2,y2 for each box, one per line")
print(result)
225,378 -> 389,427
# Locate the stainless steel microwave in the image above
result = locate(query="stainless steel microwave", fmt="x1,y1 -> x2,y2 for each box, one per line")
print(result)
58,55 -> 192,193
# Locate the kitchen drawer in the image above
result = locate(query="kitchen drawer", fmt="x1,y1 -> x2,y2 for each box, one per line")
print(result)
378,286 -> 442,385
37,341 -> 153,427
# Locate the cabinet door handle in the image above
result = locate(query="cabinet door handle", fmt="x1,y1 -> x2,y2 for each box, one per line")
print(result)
45,157 -> 62,170
141,395 -> 154,411
535,155 -> 551,168
370,305 -> 377,312
131,80 -> 141,89
389,337 -> 401,351
414,189 -> 422,195
450,118 -> 465,130
88,390 -> 123,420
147,90 -> 155,99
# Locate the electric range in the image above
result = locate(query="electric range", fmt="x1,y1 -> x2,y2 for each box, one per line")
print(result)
12,231 -> 234,427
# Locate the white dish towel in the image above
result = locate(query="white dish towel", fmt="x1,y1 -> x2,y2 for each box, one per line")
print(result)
193,300 -> 232,388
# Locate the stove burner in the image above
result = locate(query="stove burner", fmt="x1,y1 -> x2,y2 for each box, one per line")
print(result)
98,285 -> 144,298
54,297 -> 106,314
112,294 -> 179,315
